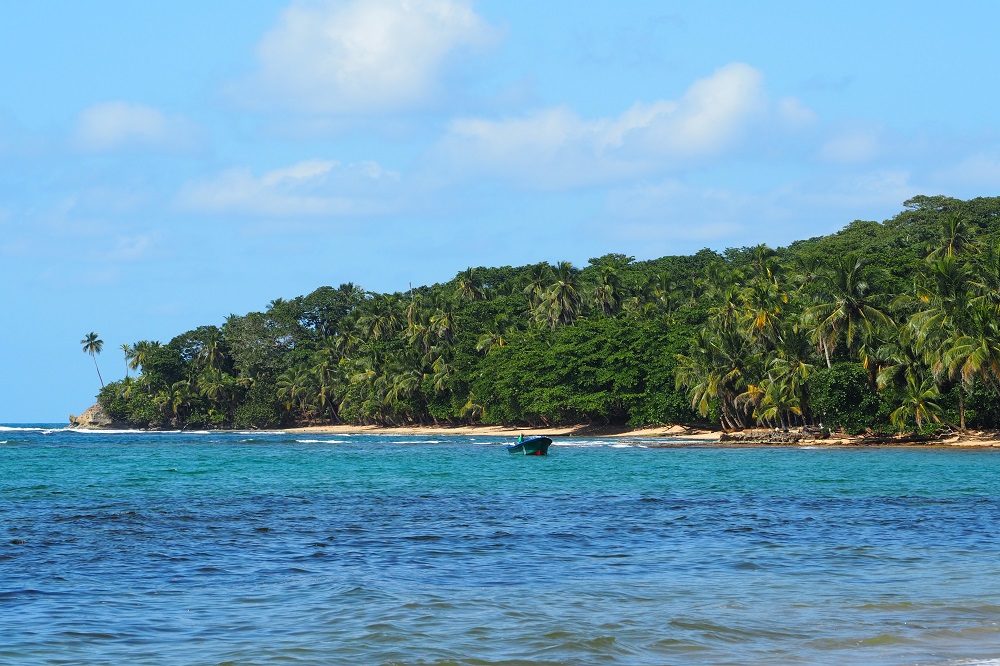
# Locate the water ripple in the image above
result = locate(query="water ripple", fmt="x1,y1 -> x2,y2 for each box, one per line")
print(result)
2,430 -> 1000,663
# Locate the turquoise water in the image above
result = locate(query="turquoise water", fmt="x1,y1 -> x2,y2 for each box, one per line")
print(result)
3,426 -> 1000,664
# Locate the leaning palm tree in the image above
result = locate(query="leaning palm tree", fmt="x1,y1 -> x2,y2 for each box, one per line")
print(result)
81,332 -> 105,387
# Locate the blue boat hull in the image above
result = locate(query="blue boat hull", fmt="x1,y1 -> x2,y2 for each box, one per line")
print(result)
507,436 -> 553,456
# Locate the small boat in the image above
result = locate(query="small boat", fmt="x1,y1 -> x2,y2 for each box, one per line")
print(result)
507,436 -> 552,456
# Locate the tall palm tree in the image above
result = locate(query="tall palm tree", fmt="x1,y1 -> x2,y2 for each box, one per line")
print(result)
909,254 -> 974,429
197,367 -> 229,404
311,354 -> 343,422
539,261 -> 581,329
197,333 -> 225,370
739,277 -> 787,348
522,263 -> 552,309
969,244 -> 1000,316
675,328 -> 752,429
81,332 -> 105,387
804,255 -> 893,367
121,343 -> 133,378
937,312 -> 1000,430
592,264 -> 623,316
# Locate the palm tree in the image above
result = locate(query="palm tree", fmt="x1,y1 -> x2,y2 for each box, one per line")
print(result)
168,380 -> 194,420
675,328 -> 752,429
739,277 -> 787,348
81,332 -> 105,387
129,340 -> 160,372
121,343 -> 133,378
909,254 -> 974,429
198,367 -> 230,404
522,263 -> 552,309
969,244 -> 1000,316
889,375 -> 943,433
430,356 -> 455,393
385,368 -> 422,416
936,312 -> 1000,431
592,264 -> 623,316
804,255 -> 893,367
429,307 -> 455,345
476,330 -> 508,354
276,368 -> 312,416
537,261 -> 581,329
311,355 -> 342,422
928,214 -> 973,260
456,267 -> 484,301
197,333 -> 225,370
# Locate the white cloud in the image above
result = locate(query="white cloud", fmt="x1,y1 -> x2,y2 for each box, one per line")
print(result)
176,158 -> 400,216
820,128 -> 881,163
74,101 -> 197,152
776,96 -> 817,128
436,63 -> 809,188
237,0 -> 496,114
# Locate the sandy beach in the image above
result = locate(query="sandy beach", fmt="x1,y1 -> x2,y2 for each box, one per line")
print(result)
287,422 -> 719,439
283,423 -> 1000,447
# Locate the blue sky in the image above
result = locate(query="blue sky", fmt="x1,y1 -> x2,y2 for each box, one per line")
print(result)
3,0 -> 1000,421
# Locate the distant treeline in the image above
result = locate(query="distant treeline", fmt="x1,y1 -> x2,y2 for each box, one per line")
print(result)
98,194 -> 1000,434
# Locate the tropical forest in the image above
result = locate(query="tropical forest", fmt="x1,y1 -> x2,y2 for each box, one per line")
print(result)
91,195 -> 1000,435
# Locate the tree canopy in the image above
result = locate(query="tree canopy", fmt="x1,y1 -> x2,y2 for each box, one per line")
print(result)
96,196 -> 1000,435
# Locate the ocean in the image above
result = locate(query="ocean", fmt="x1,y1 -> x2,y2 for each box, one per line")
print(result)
2,426 -> 1000,664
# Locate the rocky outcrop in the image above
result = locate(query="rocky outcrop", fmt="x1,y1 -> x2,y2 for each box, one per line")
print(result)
719,427 -> 830,444
69,403 -> 118,429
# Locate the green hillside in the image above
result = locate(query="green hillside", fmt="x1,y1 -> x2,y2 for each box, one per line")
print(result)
96,195 -> 1000,435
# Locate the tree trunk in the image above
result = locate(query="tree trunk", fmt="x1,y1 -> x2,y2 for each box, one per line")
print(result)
959,388 -> 966,432
92,354 -> 104,388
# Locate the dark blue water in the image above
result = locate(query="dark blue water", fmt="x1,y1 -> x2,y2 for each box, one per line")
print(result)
3,426 -> 1000,664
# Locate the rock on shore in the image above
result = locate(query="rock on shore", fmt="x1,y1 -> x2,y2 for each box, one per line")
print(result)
69,404 -> 117,429
719,428 -> 830,444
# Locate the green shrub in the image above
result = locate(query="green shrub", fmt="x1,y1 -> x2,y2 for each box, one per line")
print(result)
808,362 -> 887,434
234,400 -> 280,429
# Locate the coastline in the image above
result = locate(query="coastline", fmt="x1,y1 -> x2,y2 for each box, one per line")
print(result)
63,403 -> 1000,447
286,422 -> 722,440
283,423 -> 1000,447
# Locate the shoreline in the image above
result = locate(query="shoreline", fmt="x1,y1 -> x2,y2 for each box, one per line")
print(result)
286,423 -> 722,440
282,423 -> 1000,447
60,417 -> 1000,447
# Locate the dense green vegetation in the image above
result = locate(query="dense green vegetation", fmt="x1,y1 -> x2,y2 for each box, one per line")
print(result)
95,195 -> 1000,435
